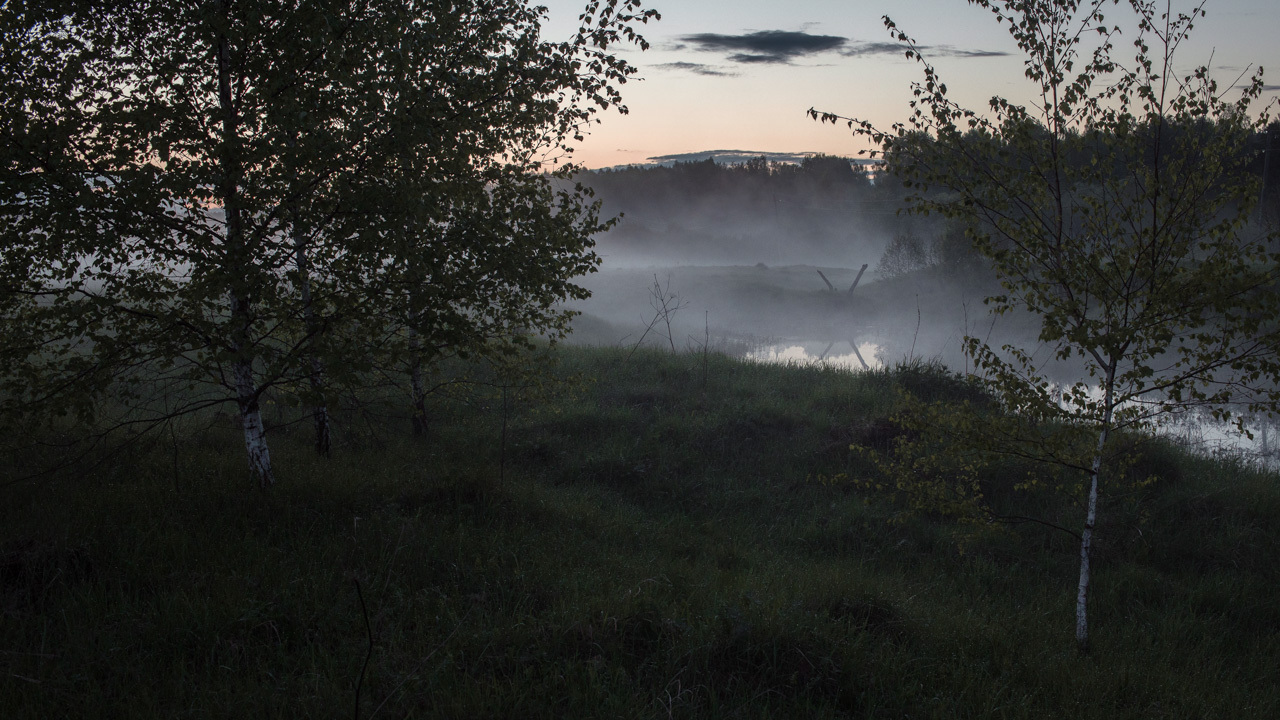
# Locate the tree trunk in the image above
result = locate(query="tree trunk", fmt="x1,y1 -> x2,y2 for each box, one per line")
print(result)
292,213 -> 331,457
309,359 -> 332,456
1076,366 -> 1116,651
233,352 -> 275,488
409,327 -> 428,437
218,8 -> 274,487
401,146 -> 429,439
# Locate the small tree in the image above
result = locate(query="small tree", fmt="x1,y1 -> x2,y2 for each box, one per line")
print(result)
876,232 -> 938,279
814,0 -> 1280,649
293,0 -> 648,441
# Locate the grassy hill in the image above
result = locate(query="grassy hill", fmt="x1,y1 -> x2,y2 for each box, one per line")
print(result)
3,347 -> 1278,718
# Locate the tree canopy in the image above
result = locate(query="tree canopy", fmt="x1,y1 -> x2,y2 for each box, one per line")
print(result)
0,0 -> 657,485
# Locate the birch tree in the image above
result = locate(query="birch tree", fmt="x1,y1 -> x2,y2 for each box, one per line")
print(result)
814,0 -> 1280,650
318,1 -> 641,438
0,0 -> 655,485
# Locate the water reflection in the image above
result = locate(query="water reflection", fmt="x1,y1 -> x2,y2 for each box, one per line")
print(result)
747,337 -> 1280,466
1158,411 -> 1280,470
747,341 -> 884,371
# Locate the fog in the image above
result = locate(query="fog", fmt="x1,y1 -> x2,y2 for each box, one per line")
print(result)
562,157 -> 1035,371
564,258 -> 1280,466
559,157 -> 1280,467
563,262 -> 1020,368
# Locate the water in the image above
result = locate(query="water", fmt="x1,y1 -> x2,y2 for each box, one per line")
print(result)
1157,409 -> 1280,470
747,340 -> 884,371
748,339 -> 1280,467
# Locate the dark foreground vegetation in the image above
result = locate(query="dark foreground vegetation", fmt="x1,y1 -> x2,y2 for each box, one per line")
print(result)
4,347 -> 1278,718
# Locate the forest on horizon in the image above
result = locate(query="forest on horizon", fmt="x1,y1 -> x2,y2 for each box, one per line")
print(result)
574,127 -> 1280,269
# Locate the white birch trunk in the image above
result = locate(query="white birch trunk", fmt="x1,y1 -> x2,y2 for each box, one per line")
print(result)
1076,366 -> 1116,650
234,354 -> 274,488
218,11 -> 274,487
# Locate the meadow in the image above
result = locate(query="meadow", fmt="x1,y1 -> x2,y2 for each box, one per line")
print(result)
2,346 -> 1277,718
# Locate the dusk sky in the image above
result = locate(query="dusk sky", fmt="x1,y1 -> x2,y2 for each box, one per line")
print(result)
541,0 -> 1280,169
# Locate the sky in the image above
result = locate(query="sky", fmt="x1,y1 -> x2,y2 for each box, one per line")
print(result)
538,0 -> 1280,169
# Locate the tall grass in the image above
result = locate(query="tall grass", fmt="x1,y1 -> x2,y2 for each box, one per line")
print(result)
2,346 -> 1277,718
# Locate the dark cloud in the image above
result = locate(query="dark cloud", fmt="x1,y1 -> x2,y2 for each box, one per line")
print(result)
673,30 -> 1008,66
841,42 -> 907,58
727,53 -> 787,64
842,41 -> 1011,59
941,47 -> 1012,58
1265,84 -> 1280,92
677,30 -> 848,64
653,61 -> 738,77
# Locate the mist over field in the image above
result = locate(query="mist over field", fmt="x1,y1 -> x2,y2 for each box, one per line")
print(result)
580,155 -> 898,269
558,150 -> 1280,464
561,155 -> 1035,371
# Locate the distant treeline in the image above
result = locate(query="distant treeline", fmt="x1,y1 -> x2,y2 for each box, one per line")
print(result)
573,155 -> 917,266
581,154 -> 882,211
572,121 -> 1280,268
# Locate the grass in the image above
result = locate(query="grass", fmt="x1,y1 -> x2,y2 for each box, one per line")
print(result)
2,346 -> 1278,718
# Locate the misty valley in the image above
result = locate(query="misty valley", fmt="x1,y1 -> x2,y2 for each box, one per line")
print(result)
6,1 -> 1280,718
565,156 -> 998,366
567,157 -> 1280,466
